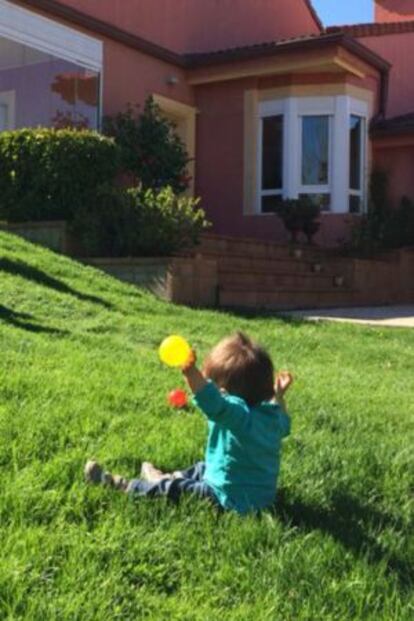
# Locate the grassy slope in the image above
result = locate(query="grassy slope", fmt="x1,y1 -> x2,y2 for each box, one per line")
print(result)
0,231 -> 413,621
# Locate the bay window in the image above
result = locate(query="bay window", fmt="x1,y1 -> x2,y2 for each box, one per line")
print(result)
257,95 -> 368,215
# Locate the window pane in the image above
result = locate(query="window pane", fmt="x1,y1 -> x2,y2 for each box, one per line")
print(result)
302,116 -> 329,185
262,195 -> 283,213
0,35 -> 100,130
0,103 -> 7,130
350,115 -> 363,190
349,195 -> 362,214
299,193 -> 330,212
262,115 -> 283,190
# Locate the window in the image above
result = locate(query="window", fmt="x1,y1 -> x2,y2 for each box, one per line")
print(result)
259,114 -> 284,213
0,102 -> 7,130
301,115 -> 331,211
255,96 -> 368,215
349,115 -> 364,213
0,90 -> 14,130
302,115 -> 329,185
0,0 -> 102,132
0,36 -> 100,130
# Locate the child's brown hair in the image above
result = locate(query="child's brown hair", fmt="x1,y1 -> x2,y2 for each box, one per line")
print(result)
202,332 -> 274,406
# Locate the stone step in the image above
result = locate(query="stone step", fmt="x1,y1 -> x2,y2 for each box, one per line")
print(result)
213,254 -> 350,278
197,242 -> 330,264
219,287 -> 360,310
197,234 -> 336,262
218,270 -> 349,290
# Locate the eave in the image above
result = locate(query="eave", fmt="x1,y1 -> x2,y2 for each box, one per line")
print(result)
185,34 -> 390,85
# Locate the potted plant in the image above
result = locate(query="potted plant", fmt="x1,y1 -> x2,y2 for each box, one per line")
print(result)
275,199 -> 304,244
276,197 -> 321,244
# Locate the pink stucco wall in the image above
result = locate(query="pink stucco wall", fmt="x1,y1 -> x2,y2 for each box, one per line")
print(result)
57,0 -> 320,53
374,141 -> 414,206
195,79 -> 247,235
360,4 -> 414,208
101,38 -> 194,114
357,32 -> 414,118
375,0 -> 414,22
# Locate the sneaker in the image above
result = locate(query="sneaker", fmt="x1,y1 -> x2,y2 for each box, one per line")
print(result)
84,460 -> 105,484
140,461 -> 170,482
84,460 -> 129,491
171,470 -> 185,480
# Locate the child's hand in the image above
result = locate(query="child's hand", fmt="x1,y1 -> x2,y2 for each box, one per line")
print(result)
275,371 -> 293,397
181,349 -> 197,373
181,350 -> 207,395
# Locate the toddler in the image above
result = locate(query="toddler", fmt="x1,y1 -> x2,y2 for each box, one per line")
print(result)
85,332 -> 292,514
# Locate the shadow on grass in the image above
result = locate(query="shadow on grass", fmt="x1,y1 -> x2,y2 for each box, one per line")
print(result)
274,489 -> 413,592
220,305 -> 313,326
0,304 -> 67,335
0,258 -> 113,309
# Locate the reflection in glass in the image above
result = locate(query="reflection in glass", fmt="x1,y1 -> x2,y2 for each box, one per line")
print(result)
0,35 -> 100,131
0,103 -> 7,130
262,115 -> 283,190
350,115 -> 362,190
302,116 -> 329,185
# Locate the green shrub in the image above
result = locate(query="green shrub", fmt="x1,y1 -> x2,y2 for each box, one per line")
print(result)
73,185 -> 210,257
103,97 -> 190,194
348,170 -> 414,255
0,128 -> 120,222
386,195 -> 414,248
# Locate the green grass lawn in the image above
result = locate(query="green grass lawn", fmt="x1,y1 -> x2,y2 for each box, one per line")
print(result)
0,231 -> 413,621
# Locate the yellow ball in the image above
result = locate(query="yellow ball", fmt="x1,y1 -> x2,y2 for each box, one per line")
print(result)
159,335 -> 191,367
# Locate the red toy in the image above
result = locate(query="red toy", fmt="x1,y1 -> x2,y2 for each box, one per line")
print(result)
167,389 -> 188,409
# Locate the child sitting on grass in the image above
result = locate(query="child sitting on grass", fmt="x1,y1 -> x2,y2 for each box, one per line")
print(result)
85,332 -> 293,514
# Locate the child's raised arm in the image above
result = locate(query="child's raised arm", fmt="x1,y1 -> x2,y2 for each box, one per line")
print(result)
181,350 -> 207,395
181,351 -> 251,433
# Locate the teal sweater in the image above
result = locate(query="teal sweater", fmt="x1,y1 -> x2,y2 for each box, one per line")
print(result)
193,381 -> 291,514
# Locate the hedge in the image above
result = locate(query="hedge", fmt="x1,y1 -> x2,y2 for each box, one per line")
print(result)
0,128 -> 120,222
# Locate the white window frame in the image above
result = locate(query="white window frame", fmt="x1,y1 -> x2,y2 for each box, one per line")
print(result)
256,95 -> 369,215
0,0 -> 102,72
349,116 -> 364,213
349,111 -> 368,215
0,89 -> 15,129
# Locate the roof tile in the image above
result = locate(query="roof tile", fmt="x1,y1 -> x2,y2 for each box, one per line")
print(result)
328,20 -> 414,38
371,112 -> 414,136
186,32 -> 390,72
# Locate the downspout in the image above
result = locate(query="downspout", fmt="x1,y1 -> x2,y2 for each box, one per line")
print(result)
376,66 -> 390,121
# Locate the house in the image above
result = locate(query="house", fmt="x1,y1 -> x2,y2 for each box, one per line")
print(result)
0,0 -> 413,247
